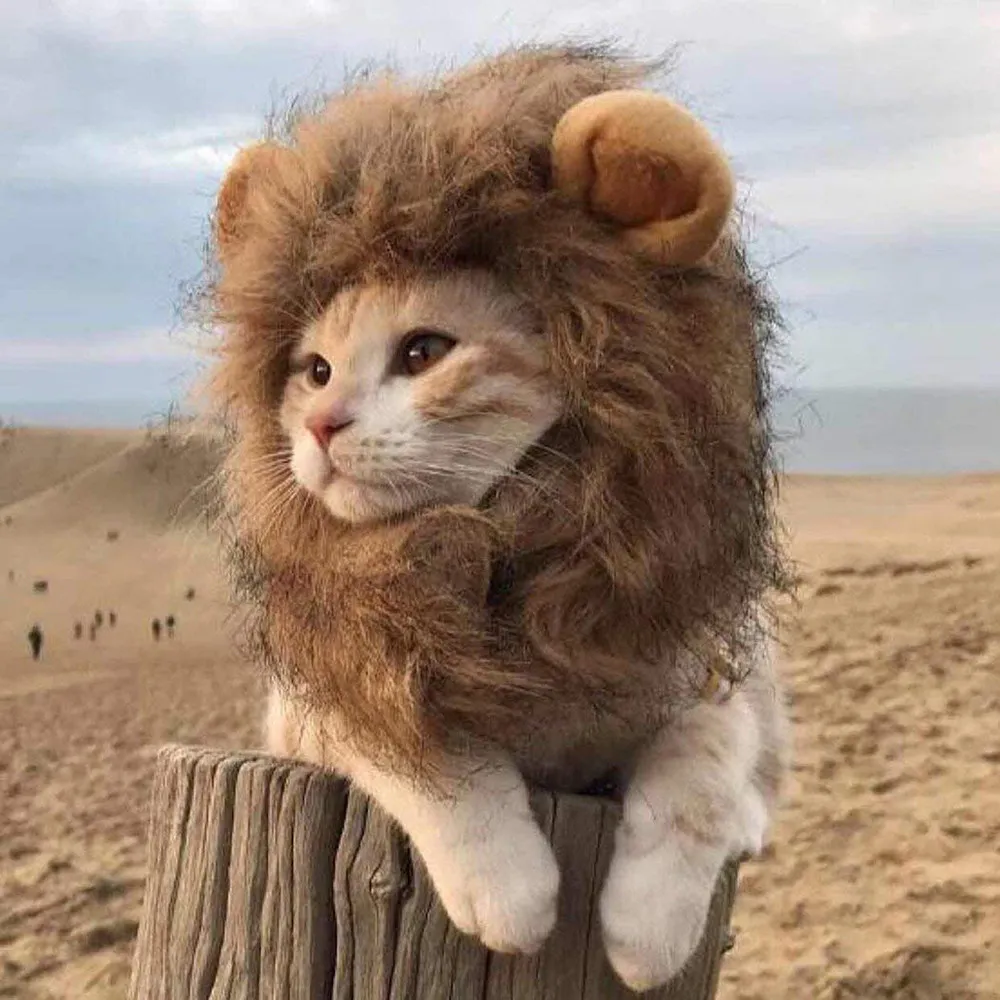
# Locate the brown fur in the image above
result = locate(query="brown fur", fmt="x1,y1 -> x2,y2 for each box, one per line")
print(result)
198,42 -> 789,788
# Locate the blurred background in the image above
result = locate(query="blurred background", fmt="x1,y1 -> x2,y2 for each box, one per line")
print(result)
1,0 -> 998,472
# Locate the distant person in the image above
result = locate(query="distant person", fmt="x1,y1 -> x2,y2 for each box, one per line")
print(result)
152,618 -> 162,641
165,614 -> 176,638
94,610 -> 104,628
108,610 -> 117,628
28,624 -> 43,661
89,622 -> 97,641
7,570 -> 12,583
73,621 -> 83,640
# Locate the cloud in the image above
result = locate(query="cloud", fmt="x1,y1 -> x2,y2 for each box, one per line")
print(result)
751,132 -> 1000,239
0,0 -> 998,397
0,328 -> 202,365
6,118 -> 256,184
5,0 -> 348,47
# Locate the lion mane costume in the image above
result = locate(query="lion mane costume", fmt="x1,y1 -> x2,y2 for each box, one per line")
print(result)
205,43 -> 787,790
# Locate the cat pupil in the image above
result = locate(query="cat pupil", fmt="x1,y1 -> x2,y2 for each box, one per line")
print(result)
309,354 -> 331,386
402,330 -> 454,375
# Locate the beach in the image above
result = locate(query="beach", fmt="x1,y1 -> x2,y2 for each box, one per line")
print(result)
1,426 -> 997,999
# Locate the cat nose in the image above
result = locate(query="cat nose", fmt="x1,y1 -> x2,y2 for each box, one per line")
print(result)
305,405 -> 355,449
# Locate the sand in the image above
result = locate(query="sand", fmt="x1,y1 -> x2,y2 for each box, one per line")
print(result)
1,425 -> 997,999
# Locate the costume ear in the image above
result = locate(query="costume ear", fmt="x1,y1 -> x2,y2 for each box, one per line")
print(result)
551,90 -> 735,266
214,142 -> 293,257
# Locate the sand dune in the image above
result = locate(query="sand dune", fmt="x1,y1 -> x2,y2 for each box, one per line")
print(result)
0,428 -> 140,509
1,427 -> 997,999
3,428 -> 224,534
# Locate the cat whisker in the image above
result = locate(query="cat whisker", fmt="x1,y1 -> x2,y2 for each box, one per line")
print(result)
249,446 -> 295,465
248,460 -> 295,479
165,443 -> 291,555
443,431 -> 583,477
368,465 -> 435,513
243,472 -> 301,530
371,446 -> 544,485
419,423 -> 567,462
227,447 -> 294,480
424,448 -> 563,490
252,478 -> 304,541
370,455 -> 576,519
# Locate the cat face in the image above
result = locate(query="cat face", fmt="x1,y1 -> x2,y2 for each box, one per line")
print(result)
279,272 -> 562,523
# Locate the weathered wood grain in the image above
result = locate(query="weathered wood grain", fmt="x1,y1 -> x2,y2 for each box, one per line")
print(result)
129,745 -> 741,1000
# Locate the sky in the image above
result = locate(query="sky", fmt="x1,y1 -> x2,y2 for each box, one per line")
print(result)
1,0 -> 998,417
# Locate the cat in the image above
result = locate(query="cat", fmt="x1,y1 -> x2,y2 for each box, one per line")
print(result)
263,269 -> 788,991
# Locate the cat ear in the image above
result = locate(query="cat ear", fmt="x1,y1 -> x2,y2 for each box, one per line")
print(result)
550,90 -> 735,267
214,142 -> 294,257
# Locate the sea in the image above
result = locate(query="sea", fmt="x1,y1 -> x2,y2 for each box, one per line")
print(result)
2,388 -> 999,476
769,387 -> 1000,475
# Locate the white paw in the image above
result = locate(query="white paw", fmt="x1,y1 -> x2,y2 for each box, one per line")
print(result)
426,815 -> 560,954
735,786 -> 769,857
600,833 -> 716,992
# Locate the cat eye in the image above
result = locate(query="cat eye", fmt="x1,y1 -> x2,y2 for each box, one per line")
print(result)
307,353 -> 332,387
397,329 -> 456,376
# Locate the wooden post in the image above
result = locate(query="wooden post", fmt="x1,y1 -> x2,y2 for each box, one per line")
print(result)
129,745 -> 740,999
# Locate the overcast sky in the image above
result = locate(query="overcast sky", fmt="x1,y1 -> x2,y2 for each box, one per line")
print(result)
1,0 -> 998,414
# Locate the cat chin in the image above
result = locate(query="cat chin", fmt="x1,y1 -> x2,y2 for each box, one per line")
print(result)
290,452 -> 389,523
294,459 -> 422,523
317,479 -> 396,524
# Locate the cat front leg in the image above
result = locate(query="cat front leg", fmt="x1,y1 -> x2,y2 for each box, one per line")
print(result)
264,684 -> 560,955
600,662 -> 785,992
350,749 -> 561,954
